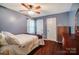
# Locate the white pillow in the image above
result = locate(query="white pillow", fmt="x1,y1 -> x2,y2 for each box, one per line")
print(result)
0,33 -> 8,46
1,31 -> 20,45
1,31 -> 15,38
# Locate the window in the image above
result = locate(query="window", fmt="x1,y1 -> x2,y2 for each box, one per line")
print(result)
27,19 -> 35,34
36,19 -> 43,35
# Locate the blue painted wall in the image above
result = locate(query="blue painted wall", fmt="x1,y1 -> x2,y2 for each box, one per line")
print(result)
69,3 -> 79,34
0,6 -> 28,34
69,10 -> 76,34
35,12 -> 70,38
35,12 -> 69,26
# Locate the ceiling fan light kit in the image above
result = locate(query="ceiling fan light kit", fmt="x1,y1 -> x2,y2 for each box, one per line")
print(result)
28,10 -> 35,15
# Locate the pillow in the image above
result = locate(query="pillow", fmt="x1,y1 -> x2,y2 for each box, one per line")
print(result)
0,33 -> 8,46
6,36 -> 20,45
1,31 -> 20,45
1,31 -> 15,38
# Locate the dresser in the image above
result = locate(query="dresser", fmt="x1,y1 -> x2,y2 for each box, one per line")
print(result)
62,34 -> 77,54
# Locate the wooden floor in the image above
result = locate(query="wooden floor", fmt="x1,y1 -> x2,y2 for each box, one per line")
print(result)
29,40 -> 64,55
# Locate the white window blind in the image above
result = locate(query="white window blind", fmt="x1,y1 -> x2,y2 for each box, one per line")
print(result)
27,19 -> 35,34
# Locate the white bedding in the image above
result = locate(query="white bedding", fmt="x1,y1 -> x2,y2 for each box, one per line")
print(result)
0,34 -> 40,55
15,34 -> 39,46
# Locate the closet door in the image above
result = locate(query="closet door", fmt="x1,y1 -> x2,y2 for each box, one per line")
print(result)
36,19 -> 43,35
47,18 -> 57,41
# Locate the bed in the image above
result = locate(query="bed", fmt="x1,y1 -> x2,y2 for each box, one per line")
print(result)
0,32 -> 41,55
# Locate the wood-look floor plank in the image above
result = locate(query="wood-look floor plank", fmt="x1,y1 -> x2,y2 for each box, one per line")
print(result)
29,40 -> 64,55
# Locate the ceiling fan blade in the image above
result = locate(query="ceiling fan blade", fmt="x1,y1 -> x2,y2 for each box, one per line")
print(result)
33,8 -> 41,14
36,12 -> 40,14
32,5 -> 41,11
34,11 -> 40,14
21,3 -> 30,9
35,6 -> 41,9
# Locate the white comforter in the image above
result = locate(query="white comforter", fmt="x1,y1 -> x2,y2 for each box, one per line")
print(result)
0,34 -> 40,55
15,34 -> 39,46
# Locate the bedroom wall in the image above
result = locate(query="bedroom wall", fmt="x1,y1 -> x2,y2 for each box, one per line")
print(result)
0,5 -> 28,34
56,12 -> 69,26
35,4 -> 79,36
35,12 -> 69,26
69,3 -> 79,34
35,12 -> 69,41
35,5 -> 78,42
69,11 -> 76,34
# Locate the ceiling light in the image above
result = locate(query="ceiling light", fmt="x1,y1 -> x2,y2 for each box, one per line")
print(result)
28,10 -> 35,15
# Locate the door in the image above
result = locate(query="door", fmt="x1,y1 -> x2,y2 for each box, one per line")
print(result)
47,18 -> 57,41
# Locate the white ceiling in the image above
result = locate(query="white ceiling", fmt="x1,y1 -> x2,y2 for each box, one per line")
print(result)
0,3 -> 72,17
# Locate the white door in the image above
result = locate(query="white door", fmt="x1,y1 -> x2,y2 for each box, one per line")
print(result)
47,18 -> 57,41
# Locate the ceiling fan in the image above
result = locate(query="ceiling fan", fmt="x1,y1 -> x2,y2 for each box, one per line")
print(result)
21,3 -> 41,14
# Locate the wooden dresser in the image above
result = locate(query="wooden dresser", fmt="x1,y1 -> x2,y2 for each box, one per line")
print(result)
62,34 -> 77,54
75,32 -> 79,54
57,26 -> 70,43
